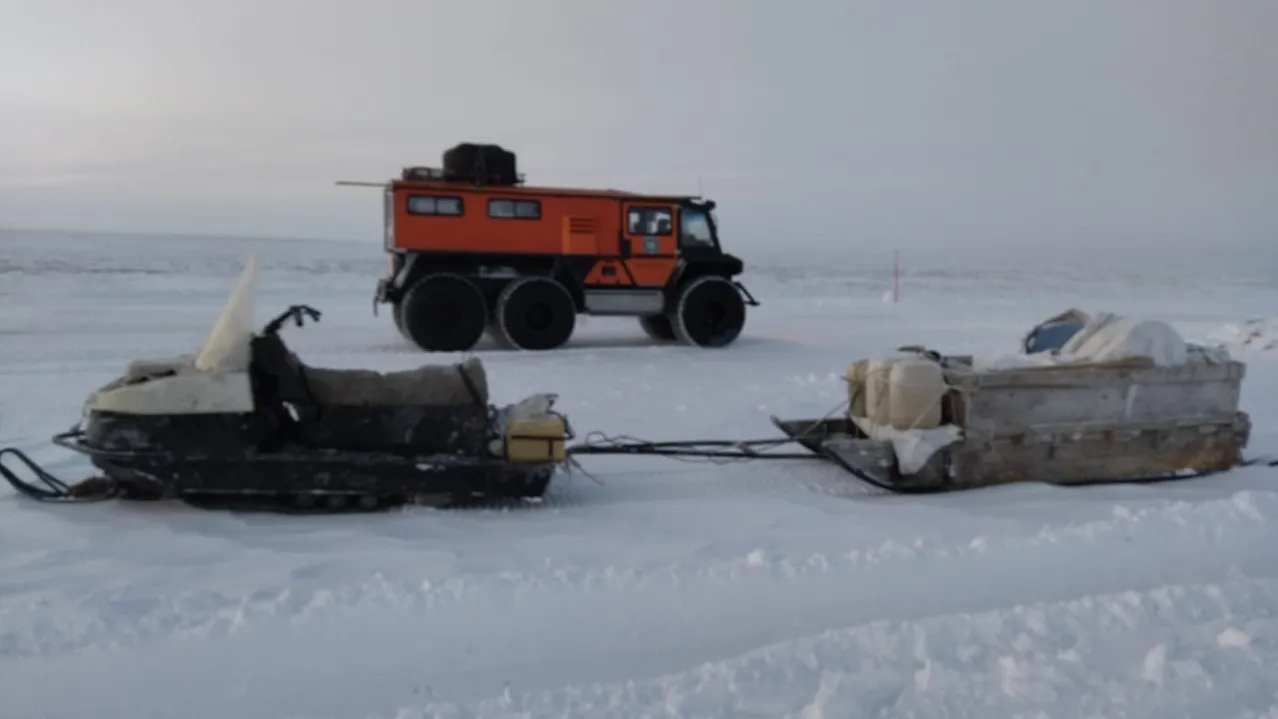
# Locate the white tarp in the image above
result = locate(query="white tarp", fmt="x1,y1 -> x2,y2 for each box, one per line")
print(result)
1057,311 -> 1188,366
975,309 -> 1232,371
850,415 -> 962,475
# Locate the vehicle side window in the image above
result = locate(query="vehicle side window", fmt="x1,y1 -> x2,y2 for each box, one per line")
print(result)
679,208 -> 715,247
488,198 -> 541,219
627,207 -> 673,235
406,195 -> 463,216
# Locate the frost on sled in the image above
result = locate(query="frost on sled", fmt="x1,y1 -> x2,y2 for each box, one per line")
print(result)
52,254 -> 570,510
774,309 -> 1251,493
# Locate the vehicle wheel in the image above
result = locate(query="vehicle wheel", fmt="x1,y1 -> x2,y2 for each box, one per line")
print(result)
399,274 -> 488,352
485,321 -> 514,349
485,304 -> 515,349
493,277 -> 576,350
391,300 -> 410,340
669,275 -> 746,348
638,314 -> 676,341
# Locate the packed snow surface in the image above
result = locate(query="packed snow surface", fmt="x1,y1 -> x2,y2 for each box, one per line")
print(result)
2,230 -> 1277,719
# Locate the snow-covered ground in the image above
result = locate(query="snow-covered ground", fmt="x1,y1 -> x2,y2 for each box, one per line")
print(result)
1,229 -> 1277,719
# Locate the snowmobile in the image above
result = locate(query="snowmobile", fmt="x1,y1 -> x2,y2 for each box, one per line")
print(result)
18,255 -> 570,512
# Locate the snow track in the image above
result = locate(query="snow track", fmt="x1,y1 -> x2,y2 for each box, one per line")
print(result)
2,230 -> 1277,718
405,576 -> 1278,719
3,475 -> 1276,717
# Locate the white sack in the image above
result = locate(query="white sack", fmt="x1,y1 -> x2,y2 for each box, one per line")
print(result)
1057,312 -> 1187,367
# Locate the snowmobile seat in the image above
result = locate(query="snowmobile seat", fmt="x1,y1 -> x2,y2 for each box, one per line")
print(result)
295,364 -> 491,455
292,359 -> 493,456
301,357 -> 488,407
247,332 -> 491,456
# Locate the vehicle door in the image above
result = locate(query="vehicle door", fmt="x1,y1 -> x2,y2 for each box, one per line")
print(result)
620,202 -> 679,288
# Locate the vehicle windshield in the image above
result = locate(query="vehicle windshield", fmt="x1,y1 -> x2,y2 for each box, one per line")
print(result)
679,206 -> 716,248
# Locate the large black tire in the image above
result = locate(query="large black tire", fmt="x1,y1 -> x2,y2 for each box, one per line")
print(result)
399,274 -> 488,352
391,300 -> 410,341
638,314 -> 677,341
484,316 -> 514,349
493,276 -> 577,350
670,275 -> 747,348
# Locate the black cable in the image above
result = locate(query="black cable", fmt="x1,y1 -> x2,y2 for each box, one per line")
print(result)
566,431 -> 820,464
566,425 -> 1278,492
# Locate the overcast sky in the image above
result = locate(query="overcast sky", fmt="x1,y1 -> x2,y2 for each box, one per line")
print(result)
1,0 -> 1275,254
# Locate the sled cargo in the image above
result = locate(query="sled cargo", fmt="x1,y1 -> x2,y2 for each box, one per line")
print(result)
775,344 -> 1251,494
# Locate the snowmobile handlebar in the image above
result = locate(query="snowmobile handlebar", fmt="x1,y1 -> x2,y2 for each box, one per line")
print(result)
261,305 -> 323,336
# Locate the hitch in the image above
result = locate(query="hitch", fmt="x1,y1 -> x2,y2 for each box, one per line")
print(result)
733,281 -> 760,307
372,278 -> 391,317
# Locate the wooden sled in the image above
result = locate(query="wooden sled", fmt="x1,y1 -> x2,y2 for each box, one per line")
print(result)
774,356 -> 1252,494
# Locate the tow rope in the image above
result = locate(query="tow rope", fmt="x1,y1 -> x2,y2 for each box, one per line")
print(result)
566,434 -> 819,462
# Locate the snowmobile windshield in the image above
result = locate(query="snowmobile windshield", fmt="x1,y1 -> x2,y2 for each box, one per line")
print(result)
194,254 -> 260,373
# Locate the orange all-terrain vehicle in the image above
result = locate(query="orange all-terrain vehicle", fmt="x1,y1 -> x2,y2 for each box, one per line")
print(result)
339,143 -> 759,352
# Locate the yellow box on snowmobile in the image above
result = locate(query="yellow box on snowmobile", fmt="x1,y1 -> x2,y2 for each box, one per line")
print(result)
505,416 -> 567,463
